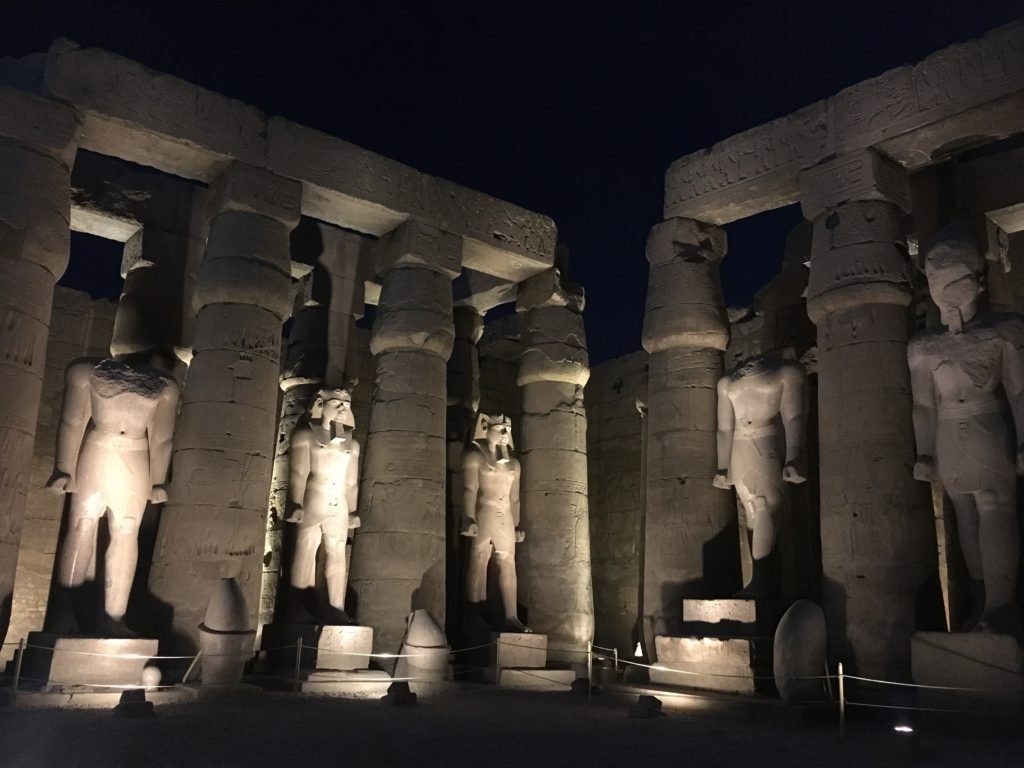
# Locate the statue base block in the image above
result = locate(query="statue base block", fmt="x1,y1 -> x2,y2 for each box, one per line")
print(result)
302,669 -> 392,697
23,633 -> 158,690
260,623 -> 373,672
486,633 -> 573,691
681,598 -> 780,637
912,632 -> 1024,708
494,668 -> 575,691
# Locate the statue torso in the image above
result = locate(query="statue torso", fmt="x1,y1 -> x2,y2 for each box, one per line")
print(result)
87,358 -> 173,439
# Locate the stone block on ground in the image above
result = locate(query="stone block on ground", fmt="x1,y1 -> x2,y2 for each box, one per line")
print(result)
317,625 -> 373,671
912,631 -> 1024,707
23,634 -> 158,690
681,599 -> 780,636
491,632 -> 547,670
651,635 -> 771,694
301,669 -> 392,698
495,668 -> 575,692
774,600 -> 828,704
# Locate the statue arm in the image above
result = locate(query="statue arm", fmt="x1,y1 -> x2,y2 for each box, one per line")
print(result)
1000,327 -> 1024,471
346,440 -> 360,519
780,364 -> 807,482
49,360 -> 93,489
511,459 -> 521,528
287,428 -> 312,521
461,450 -> 482,535
714,376 -> 734,487
148,379 -> 179,491
908,340 -> 937,480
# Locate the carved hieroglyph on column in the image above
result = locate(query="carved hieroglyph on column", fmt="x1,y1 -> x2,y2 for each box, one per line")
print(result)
799,148 -> 939,680
641,218 -> 738,656
0,87 -> 81,643
149,163 -> 300,652
348,220 -> 460,661
516,267 -> 594,663
261,225 -> 365,631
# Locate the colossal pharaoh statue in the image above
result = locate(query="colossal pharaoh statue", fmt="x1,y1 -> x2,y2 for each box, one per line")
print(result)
285,386 -> 361,621
908,219 -> 1024,634
46,352 -> 179,633
461,413 -> 528,632
714,343 -> 808,597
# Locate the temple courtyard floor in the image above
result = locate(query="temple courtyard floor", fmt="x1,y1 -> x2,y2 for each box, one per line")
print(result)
0,684 -> 1021,767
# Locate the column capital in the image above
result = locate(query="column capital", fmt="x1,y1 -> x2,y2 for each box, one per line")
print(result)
206,162 -> 302,228
0,86 -> 81,167
646,217 -> 727,266
375,219 -> 461,279
798,148 -> 911,221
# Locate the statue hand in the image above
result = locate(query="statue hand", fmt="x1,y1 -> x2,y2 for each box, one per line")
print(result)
286,506 -> 304,524
348,514 -> 361,529
149,485 -> 169,504
782,463 -> 807,485
461,520 -> 479,537
46,470 -> 74,494
913,457 -> 936,483
515,528 -> 525,543
712,471 -> 732,490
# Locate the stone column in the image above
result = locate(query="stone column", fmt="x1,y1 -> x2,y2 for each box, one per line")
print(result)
641,218 -> 738,655
798,148 -> 939,680
348,220 -> 460,659
0,88 -> 80,644
516,267 -> 593,663
148,163 -> 300,652
260,224 -> 365,631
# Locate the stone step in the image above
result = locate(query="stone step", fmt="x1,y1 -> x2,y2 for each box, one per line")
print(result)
494,668 -> 575,692
651,635 -> 772,694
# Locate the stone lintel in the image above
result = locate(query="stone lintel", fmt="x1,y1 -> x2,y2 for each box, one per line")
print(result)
799,149 -> 910,221
206,162 -> 301,227
646,217 -> 727,266
452,270 -> 516,313
0,85 -> 81,166
374,219 -> 461,278
665,20 -> 1024,224
516,267 -> 584,313
956,145 -> 1024,234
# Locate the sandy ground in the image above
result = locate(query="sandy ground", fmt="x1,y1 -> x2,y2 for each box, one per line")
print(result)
0,685 -> 1021,768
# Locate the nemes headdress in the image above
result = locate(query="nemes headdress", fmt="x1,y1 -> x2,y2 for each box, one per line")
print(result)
309,381 -> 357,428
472,413 -> 513,449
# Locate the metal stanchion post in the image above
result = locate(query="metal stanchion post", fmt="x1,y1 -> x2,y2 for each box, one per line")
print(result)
11,639 -> 25,707
838,662 -> 845,741
613,647 -> 619,676
181,650 -> 202,684
293,638 -> 303,693
587,641 -> 593,701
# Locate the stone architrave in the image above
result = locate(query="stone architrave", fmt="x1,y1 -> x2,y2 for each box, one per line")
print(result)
641,218 -> 739,656
516,266 -> 594,664
348,220 -> 460,664
148,163 -> 301,652
798,148 -> 939,681
0,87 -> 81,645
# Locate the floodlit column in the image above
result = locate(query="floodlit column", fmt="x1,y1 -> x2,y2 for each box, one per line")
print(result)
799,148 -> 939,680
516,267 -> 593,663
0,88 -> 80,644
641,218 -> 738,654
261,224 -> 364,630
349,220 -> 460,659
149,163 -> 300,652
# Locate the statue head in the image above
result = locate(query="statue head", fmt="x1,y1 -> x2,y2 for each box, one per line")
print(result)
309,385 -> 355,429
924,217 -> 985,333
472,413 -> 513,461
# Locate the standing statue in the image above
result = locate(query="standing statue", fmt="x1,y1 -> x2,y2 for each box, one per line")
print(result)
908,218 -> 1024,634
461,413 -> 528,632
286,386 -> 361,621
46,354 -> 179,633
714,350 -> 807,597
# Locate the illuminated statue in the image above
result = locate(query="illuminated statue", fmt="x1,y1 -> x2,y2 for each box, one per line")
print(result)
461,413 -> 528,632
714,349 -> 807,597
46,354 -> 179,632
909,218 -> 1024,633
286,386 -> 361,620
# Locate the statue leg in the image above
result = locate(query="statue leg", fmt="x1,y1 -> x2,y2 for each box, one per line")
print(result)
57,493 -> 103,588
948,492 -> 984,629
466,538 -> 492,603
321,516 -> 349,613
105,511 -> 141,622
290,524 -> 321,590
493,550 -> 519,623
974,489 -> 1020,618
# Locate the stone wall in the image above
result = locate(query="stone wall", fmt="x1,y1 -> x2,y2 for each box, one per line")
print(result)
4,288 -> 115,662
585,351 -> 646,655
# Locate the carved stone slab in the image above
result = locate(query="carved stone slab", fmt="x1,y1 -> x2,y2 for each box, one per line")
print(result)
317,625 -> 373,672
23,633 -> 157,689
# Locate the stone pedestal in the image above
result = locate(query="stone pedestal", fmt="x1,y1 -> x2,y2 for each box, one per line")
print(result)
649,599 -> 777,694
799,151 -> 940,682
0,89 -> 80,646
641,219 -> 739,658
261,623 -> 373,671
486,632 -> 575,691
198,624 -> 255,686
912,632 -> 1024,707
516,266 -> 594,665
23,633 -> 157,690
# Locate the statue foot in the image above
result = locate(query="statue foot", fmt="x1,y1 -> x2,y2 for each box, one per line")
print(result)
500,617 -> 531,634
322,607 -> 357,626
102,618 -> 138,639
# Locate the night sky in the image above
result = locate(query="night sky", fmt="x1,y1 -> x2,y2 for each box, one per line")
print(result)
3,0 -> 1021,363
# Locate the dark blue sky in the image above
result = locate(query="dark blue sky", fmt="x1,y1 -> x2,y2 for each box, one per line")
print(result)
3,0 -> 1021,362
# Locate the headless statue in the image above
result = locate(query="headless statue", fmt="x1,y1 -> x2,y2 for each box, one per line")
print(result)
46,355 -> 179,633
908,219 -> 1024,634
714,351 -> 807,597
286,386 -> 361,622
461,413 -> 528,632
